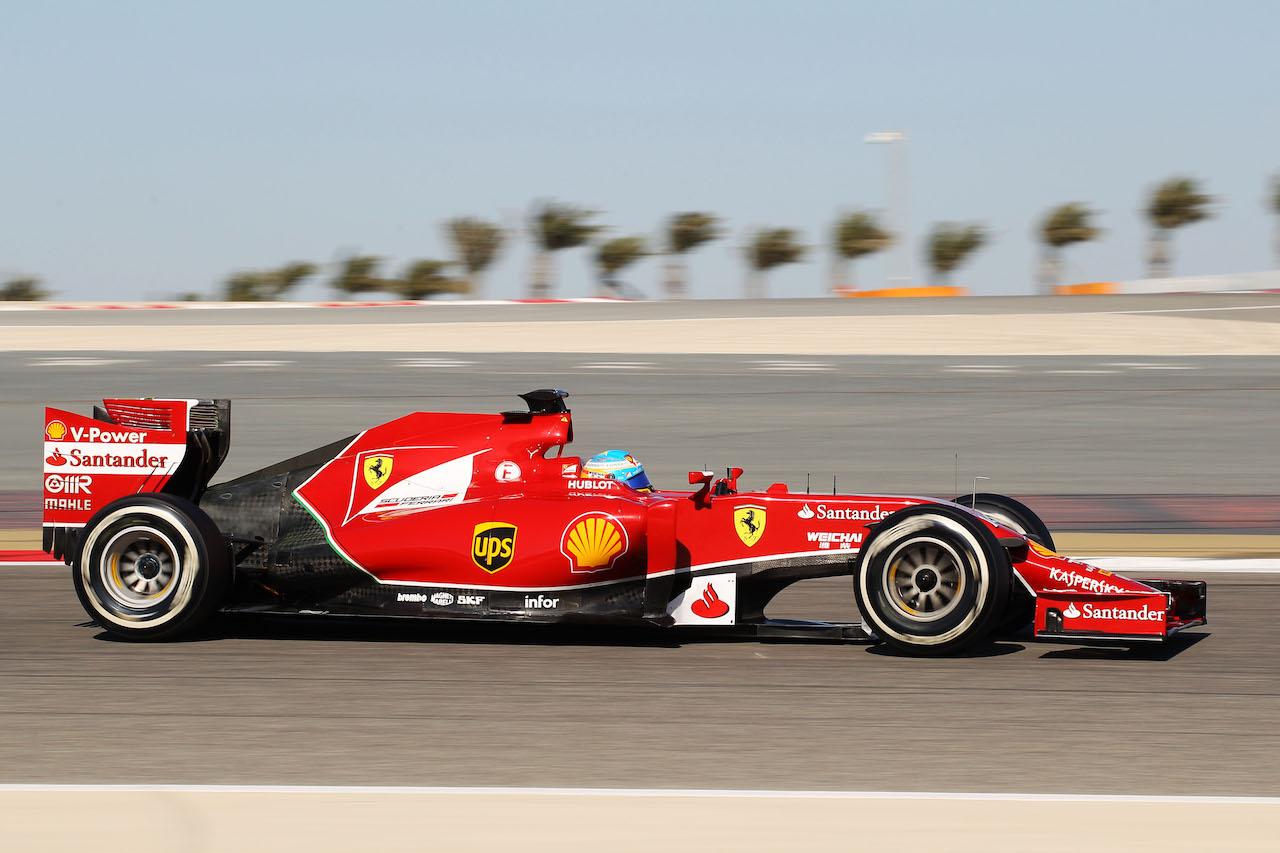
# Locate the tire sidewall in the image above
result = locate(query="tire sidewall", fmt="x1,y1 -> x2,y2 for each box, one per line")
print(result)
855,504 -> 1010,653
952,493 -> 1051,636
73,494 -> 226,639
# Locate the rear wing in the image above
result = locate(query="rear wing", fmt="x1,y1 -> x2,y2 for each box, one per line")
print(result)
42,398 -> 230,561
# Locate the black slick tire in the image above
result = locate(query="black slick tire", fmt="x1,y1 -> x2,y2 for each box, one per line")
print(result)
953,493 -> 1054,636
72,493 -> 229,641
854,504 -> 1011,656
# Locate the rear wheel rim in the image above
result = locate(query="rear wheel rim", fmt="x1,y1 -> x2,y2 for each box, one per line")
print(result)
99,526 -> 180,608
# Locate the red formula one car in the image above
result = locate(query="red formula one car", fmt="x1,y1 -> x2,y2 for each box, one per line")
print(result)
41,391 -> 1206,654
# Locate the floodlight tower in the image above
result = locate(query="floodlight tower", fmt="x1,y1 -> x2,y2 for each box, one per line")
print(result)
864,130 -> 911,288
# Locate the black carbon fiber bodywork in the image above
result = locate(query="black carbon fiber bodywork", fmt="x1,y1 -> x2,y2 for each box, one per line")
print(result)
201,440 -> 368,612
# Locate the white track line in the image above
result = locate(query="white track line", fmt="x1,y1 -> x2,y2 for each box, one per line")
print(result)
1106,304 -> 1280,315
1046,369 -> 1117,374
26,358 -> 139,367
205,360 -> 294,368
1103,362 -> 1194,369
394,358 -> 477,367
575,362 -> 656,369
753,361 -> 833,371
1084,556 -> 1280,573
0,784 -> 1276,803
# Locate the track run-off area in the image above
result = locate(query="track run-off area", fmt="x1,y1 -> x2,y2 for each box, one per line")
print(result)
2,294 -> 1278,850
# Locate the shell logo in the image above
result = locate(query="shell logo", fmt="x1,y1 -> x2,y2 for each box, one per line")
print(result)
1028,540 -> 1059,558
45,421 -> 68,441
561,512 -> 629,574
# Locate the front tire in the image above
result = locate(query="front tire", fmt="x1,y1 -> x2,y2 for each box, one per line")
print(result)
953,493 -> 1054,635
73,494 -> 229,641
854,504 -> 1011,655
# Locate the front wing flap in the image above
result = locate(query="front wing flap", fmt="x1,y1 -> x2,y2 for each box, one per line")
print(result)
1017,545 -> 1207,643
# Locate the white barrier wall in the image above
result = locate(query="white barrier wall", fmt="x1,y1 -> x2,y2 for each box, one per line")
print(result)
1059,270 -> 1280,295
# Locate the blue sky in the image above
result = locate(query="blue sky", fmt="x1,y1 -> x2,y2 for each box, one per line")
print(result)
3,0 -> 1278,300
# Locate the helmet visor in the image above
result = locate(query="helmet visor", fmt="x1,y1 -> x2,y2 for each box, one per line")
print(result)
624,469 -> 653,492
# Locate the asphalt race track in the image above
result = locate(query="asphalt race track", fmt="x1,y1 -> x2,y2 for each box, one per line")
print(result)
1,568 -> 1276,794
2,297 -> 1278,801
3,351 -> 1280,495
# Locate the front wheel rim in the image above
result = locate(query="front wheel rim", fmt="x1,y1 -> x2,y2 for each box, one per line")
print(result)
882,536 -> 966,622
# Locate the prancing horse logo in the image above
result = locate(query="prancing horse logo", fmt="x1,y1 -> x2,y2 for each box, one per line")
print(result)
733,505 -> 766,547
363,455 -> 393,489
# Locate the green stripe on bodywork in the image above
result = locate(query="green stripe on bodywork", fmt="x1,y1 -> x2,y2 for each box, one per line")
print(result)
291,490 -> 368,575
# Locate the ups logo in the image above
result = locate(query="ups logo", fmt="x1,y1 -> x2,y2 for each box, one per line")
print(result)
472,522 -> 517,573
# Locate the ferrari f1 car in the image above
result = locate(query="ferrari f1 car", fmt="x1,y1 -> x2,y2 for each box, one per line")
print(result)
41,391 -> 1207,655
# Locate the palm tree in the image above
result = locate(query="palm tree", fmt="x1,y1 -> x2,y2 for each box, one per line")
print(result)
270,263 -> 317,300
594,236 -> 646,296
1037,204 -> 1099,293
331,255 -> 390,298
225,272 -> 264,301
1145,177 -> 1212,278
445,218 -> 504,298
529,202 -> 603,298
663,212 -> 720,299
397,259 -> 468,299
745,228 -> 805,298
0,276 -> 48,301
831,211 -> 893,292
926,224 -> 986,286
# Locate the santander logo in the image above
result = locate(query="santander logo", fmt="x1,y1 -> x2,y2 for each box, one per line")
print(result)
691,583 -> 730,619
45,449 -> 68,467
798,504 -> 815,519
1062,601 -> 1162,622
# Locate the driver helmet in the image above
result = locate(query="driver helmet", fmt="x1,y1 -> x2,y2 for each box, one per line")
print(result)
581,450 -> 653,492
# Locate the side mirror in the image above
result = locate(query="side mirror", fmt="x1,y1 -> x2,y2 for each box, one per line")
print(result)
688,470 -> 714,507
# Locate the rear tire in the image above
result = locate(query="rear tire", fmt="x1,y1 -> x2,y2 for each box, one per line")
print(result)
854,504 -> 1011,656
953,493 -> 1053,636
73,494 -> 229,641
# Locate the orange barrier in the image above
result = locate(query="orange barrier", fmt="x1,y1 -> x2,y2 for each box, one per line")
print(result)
834,286 -> 968,298
1054,282 -> 1118,295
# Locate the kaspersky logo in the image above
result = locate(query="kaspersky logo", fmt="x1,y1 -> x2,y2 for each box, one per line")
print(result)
472,522 -> 517,573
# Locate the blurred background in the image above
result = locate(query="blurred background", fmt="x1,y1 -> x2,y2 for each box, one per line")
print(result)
3,2 -> 1280,850
2,0 -> 1279,303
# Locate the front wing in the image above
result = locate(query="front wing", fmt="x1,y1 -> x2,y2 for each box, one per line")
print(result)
1017,544 -> 1207,643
